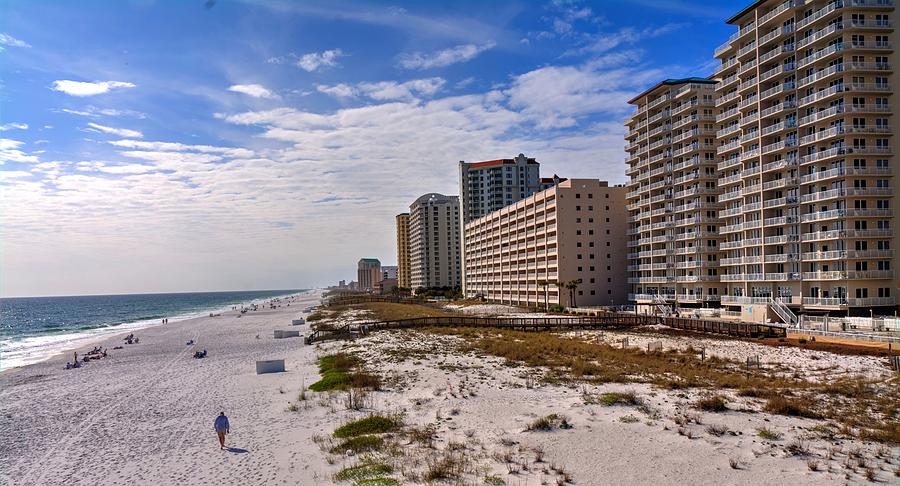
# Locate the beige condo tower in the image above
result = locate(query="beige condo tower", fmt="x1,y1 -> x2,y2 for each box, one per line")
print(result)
714,0 -> 898,323
408,193 -> 462,290
625,79 -> 725,311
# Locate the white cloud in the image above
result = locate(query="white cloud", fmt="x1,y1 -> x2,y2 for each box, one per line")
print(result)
85,122 -> 143,138
61,106 -> 147,118
505,51 -> 659,128
316,83 -> 357,98
51,80 -> 136,97
567,23 -> 687,56
0,33 -> 30,49
0,122 -> 28,131
398,41 -> 495,70
0,138 -> 39,163
108,139 -> 254,158
317,78 -> 446,101
228,84 -> 278,99
296,49 -> 344,72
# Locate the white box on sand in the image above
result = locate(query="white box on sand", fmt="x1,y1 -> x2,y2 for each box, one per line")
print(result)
256,359 -> 285,374
292,318 -> 305,325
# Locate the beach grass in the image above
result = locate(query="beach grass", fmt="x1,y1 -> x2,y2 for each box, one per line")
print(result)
330,435 -> 384,454
341,302 -> 457,321
416,326 -> 900,444
333,415 -> 402,438
334,463 -> 393,482
309,353 -> 381,392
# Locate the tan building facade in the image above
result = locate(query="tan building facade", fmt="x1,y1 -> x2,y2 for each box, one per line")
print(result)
395,213 -> 411,289
409,193 -> 461,289
714,0 -> 899,322
625,79 -> 725,310
464,179 -> 629,307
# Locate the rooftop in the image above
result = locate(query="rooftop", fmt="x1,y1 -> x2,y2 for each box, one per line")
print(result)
627,77 -> 717,104
727,0 -> 768,25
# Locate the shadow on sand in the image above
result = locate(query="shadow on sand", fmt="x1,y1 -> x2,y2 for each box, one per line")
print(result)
226,447 -> 248,454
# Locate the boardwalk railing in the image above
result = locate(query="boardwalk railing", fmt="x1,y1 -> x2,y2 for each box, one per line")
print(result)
305,313 -> 786,344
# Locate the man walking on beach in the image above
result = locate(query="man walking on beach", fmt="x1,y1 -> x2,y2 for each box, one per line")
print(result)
214,412 -> 230,449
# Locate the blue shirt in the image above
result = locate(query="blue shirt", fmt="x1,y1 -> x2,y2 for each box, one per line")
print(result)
214,415 -> 229,431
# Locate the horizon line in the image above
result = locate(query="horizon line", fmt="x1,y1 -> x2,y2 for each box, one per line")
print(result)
0,287 -> 315,300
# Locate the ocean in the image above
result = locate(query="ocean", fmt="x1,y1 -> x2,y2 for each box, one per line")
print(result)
0,289 -> 306,370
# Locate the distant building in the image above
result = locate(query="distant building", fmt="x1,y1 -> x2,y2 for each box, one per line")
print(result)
382,266 -> 398,280
357,258 -> 381,291
375,278 -> 398,294
338,280 -> 346,288
540,174 -> 567,191
464,179 -> 629,307
409,193 -> 461,289
459,153 -> 542,224
396,213 -> 411,288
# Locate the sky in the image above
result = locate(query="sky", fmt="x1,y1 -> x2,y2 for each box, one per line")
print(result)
0,0 -> 747,297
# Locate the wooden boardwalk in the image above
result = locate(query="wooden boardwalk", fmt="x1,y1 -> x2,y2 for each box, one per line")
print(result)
305,313 -> 786,344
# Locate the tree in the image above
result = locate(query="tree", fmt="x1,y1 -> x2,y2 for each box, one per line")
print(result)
566,279 -> 582,308
537,280 -> 549,311
554,281 -> 566,309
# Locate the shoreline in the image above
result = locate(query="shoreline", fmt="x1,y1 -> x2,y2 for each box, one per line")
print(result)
1,290 -> 329,486
0,289 -> 311,372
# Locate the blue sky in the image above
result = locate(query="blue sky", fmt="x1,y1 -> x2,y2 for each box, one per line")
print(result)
1,0 -> 747,296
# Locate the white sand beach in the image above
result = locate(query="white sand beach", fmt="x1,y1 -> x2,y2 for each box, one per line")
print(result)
2,293 -> 897,485
2,291 -> 334,486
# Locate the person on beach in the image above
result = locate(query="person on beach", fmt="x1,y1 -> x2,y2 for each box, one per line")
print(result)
214,412 -> 230,449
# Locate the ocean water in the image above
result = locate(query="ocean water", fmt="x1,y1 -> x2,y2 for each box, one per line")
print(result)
0,289 -> 306,370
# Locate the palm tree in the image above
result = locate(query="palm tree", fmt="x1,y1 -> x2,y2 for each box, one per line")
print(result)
537,280 -> 549,311
554,281 -> 566,309
566,279 -> 582,308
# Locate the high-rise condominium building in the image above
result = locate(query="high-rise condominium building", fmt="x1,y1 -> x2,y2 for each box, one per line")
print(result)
459,154 -> 543,224
409,193 -> 461,289
715,0 -> 897,322
625,78 -> 724,310
464,179 -> 629,307
396,213 -> 411,288
357,258 -> 381,291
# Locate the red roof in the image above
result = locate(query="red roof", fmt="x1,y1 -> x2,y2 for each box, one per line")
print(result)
468,158 -> 537,168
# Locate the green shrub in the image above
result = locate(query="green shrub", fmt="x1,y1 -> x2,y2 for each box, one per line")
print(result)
334,463 -> 393,482
353,478 -> 399,486
334,415 -> 401,438
330,435 -> 384,454
310,353 -> 380,392
598,391 -> 640,406
757,427 -> 782,440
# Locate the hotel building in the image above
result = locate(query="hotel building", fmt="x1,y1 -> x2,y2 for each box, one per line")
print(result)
625,78 -> 725,310
396,213 -> 411,289
714,0 -> 898,321
357,258 -> 381,292
408,193 -> 462,289
459,154 -> 543,224
464,179 -> 628,307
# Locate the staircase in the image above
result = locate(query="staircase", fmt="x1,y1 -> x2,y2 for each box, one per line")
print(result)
769,298 -> 799,327
652,295 -> 673,316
